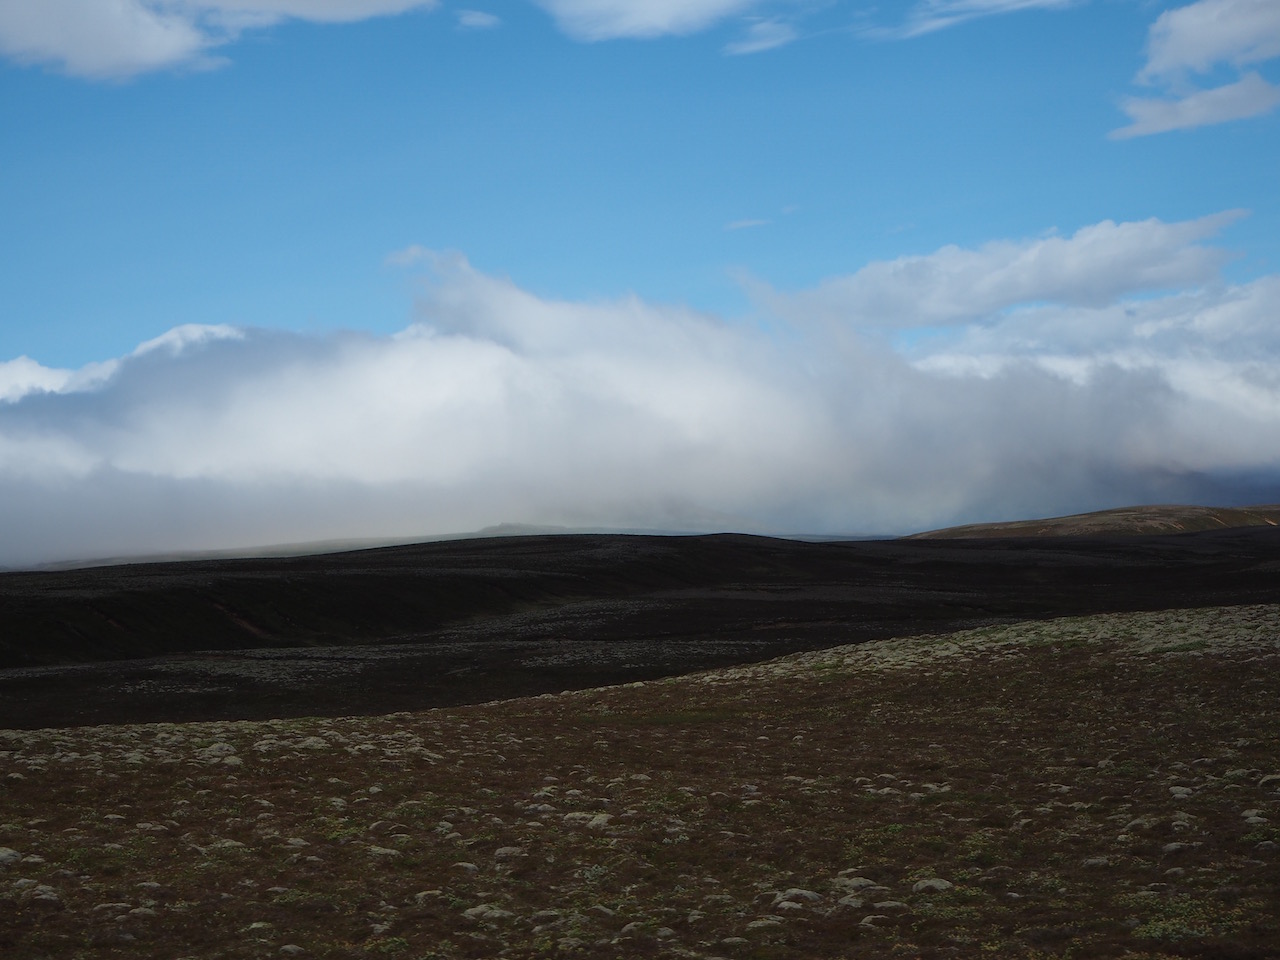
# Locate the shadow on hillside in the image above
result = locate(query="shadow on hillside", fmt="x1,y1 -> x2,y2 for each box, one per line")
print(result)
2,528 -> 1278,728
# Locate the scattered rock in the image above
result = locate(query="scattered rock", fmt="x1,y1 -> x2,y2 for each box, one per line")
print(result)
0,848 -> 20,867
834,874 -> 877,890
912,878 -> 953,893
773,888 -> 821,905
463,903 -> 513,921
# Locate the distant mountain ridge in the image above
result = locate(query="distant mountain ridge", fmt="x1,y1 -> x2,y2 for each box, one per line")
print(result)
908,504 -> 1280,539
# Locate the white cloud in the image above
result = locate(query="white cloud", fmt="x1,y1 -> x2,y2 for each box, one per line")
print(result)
457,9 -> 500,29
531,0 -> 761,40
5,217 -> 1280,567
0,356 -> 75,404
891,0 -> 1076,39
0,0 -> 438,78
1140,0 -> 1280,83
1112,71 -> 1280,138
724,18 -> 795,54
763,212 -> 1242,327
1117,0 -> 1280,136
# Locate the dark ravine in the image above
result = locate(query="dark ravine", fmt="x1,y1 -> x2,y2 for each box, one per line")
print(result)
2,526 -> 1280,729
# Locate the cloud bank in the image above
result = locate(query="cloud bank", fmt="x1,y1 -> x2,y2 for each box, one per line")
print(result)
3,214 -> 1279,567
1114,0 -> 1280,137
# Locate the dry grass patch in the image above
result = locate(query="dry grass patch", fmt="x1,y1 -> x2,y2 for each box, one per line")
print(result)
3,604 -> 1279,959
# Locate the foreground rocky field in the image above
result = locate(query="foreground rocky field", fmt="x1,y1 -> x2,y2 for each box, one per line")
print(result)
3,604 -> 1278,959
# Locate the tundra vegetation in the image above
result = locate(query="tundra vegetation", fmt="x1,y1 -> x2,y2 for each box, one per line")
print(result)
2,604 -> 1278,959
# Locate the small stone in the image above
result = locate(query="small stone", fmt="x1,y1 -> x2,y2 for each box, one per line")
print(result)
279,947 -> 304,957
451,862 -> 478,875
1162,842 -> 1198,854
493,846 -> 525,860
873,900 -> 910,912
746,919 -> 782,931
198,743 -> 237,760
774,887 -> 821,904
619,921 -> 644,935
1082,857 -> 1110,868
0,848 -> 20,867
860,914 -> 890,927
367,846 -> 401,858
463,903 -> 512,921
912,878 -> 953,893
834,875 -> 877,889
655,927 -> 676,939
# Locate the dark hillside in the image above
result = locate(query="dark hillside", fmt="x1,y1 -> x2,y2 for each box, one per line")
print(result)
2,528 -> 1279,727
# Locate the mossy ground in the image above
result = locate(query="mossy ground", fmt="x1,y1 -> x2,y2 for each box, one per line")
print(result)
3,604 -> 1278,959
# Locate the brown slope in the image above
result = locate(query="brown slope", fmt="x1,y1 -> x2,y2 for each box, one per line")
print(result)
907,503 -> 1280,539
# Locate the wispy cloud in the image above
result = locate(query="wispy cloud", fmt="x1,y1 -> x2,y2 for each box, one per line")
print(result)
0,0 -> 439,78
1114,0 -> 1280,137
457,9 -> 501,30
530,0 -> 762,41
4,214 -> 1279,567
725,218 -> 771,231
724,18 -> 796,55
885,0 -> 1076,39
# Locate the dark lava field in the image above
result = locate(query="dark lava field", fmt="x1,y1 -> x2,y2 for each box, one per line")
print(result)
2,527 -> 1279,729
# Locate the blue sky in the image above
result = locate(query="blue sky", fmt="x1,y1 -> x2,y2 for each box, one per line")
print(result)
1,0 -> 1279,565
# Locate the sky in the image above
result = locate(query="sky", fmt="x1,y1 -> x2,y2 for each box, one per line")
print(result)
1,0 -> 1279,567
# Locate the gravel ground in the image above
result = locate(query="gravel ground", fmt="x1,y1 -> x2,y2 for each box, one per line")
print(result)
2,603 -> 1279,959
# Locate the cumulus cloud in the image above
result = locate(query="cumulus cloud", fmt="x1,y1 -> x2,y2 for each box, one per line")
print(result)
1116,0 -> 1280,136
531,0 -> 761,40
761,212 -> 1243,326
3,213 -> 1280,567
1140,0 -> 1280,82
0,0 -> 438,78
